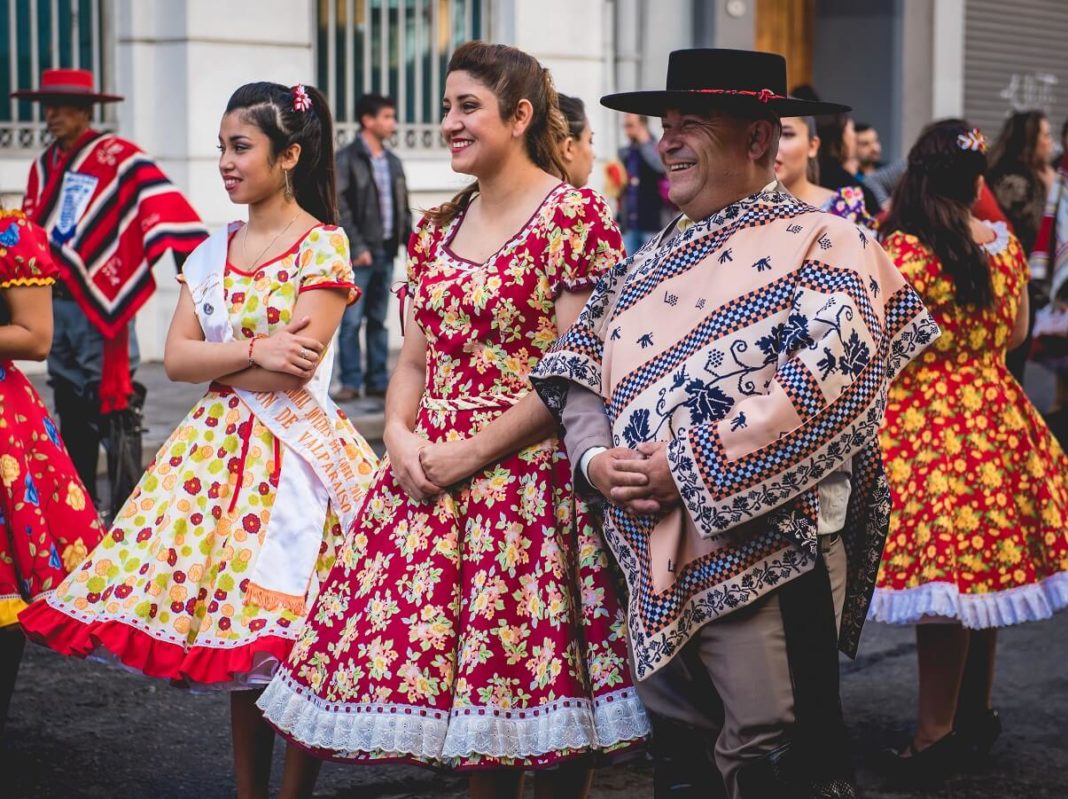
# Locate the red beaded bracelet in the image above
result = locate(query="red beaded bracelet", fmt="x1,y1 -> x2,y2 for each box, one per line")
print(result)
247,336 -> 262,368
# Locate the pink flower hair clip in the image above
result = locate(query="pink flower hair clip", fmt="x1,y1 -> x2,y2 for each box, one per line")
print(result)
957,128 -> 987,153
292,84 -> 313,113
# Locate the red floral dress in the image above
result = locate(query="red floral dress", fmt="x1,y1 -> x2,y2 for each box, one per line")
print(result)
258,184 -> 649,768
870,223 -> 1068,627
0,210 -> 105,627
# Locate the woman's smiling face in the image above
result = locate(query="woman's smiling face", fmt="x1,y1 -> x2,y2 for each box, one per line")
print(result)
218,112 -> 284,205
440,70 -> 517,178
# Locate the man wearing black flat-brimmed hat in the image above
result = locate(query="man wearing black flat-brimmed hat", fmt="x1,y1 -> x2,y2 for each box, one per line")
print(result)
532,50 -> 939,797
12,68 -> 207,515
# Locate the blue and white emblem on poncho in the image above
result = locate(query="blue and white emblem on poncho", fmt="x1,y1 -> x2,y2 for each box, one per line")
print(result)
52,171 -> 98,245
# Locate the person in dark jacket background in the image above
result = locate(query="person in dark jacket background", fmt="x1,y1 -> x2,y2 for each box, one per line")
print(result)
618,113 -> 667,255
333,93 -> 411,400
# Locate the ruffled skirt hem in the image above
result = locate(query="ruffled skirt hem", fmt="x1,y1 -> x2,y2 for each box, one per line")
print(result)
19,597 -> 296,690
868,572 -> 1068,628
256,668 -> 650,768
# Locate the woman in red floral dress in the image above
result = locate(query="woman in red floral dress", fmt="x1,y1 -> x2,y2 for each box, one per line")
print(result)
0,209 -> 104,733
870,123 -> 1068,778
259,42 -> 648,798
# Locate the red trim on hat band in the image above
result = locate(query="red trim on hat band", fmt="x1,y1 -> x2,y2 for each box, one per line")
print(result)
32,84 -> 97,93
692,88 -> 782,103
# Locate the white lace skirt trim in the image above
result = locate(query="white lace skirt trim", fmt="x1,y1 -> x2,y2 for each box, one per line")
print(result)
257,669 -> 650,762
868,572 -> 1068,628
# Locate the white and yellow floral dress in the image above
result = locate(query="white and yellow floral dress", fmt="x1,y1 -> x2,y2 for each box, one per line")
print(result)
20,224 -> 379,688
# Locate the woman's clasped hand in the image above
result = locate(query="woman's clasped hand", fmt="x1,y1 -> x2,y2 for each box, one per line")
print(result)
248,316 -> 324,379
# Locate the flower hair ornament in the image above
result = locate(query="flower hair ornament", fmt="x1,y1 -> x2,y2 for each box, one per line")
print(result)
957,128 -> 987,153
291,84 -> 313,113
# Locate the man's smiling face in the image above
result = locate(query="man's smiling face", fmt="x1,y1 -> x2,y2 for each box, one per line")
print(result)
658,108 -> 775,221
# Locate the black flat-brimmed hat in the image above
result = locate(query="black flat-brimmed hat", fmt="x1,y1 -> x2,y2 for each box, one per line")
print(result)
601,49 -> 850,117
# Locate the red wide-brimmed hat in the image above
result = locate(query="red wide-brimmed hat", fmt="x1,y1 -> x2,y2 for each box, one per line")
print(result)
10,68 -> 123,103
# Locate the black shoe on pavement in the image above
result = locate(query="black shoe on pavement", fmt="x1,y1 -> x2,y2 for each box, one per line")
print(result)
882,731 -> 962,786
955,707 -> 1002,759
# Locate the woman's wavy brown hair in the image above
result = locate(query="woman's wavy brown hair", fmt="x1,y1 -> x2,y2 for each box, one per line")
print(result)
883,122 -> 992,308
988,110 -> 1048,176
426,41 -> 569,226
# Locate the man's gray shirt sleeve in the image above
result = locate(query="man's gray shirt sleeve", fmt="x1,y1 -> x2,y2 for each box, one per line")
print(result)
560,384 -> 613,495
863,159 -> 906,210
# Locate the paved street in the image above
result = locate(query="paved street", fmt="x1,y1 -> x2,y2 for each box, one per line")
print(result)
7,614 -> 1066,798
6,364 -> 1067,798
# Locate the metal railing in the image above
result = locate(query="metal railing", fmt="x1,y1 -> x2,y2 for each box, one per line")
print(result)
317,0 -> 487,150
1,0 -> 114,153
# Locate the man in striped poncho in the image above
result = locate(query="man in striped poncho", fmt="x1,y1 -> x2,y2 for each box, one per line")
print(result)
532,49 -> 939,798
13,68 -> 207,512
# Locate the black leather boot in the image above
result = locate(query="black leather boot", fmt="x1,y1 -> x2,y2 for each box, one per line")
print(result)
650,715 -> 726,798
737,742 -> 858,799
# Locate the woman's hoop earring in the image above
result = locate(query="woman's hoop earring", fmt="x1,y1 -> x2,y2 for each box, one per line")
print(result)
283,169 -> 294,200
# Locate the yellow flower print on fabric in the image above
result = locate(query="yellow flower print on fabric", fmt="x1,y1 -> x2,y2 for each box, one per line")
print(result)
64,481 -> 87,510
0,455 -> 20,487
61,539 -> 89,572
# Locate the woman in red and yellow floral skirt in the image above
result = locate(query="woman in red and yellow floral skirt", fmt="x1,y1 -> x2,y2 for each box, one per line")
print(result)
869,123 -> 1068,779
0,209 -> 105,734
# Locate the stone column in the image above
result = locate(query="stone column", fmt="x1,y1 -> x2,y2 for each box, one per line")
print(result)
899,0 -> 965,159
512,0 -> 615,193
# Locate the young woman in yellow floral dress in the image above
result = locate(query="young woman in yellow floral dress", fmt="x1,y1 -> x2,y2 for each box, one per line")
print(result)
258,42 -> 648,799
19,83 -> 378,796
0,209 -> 104,736
869,123 -> 1068,779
